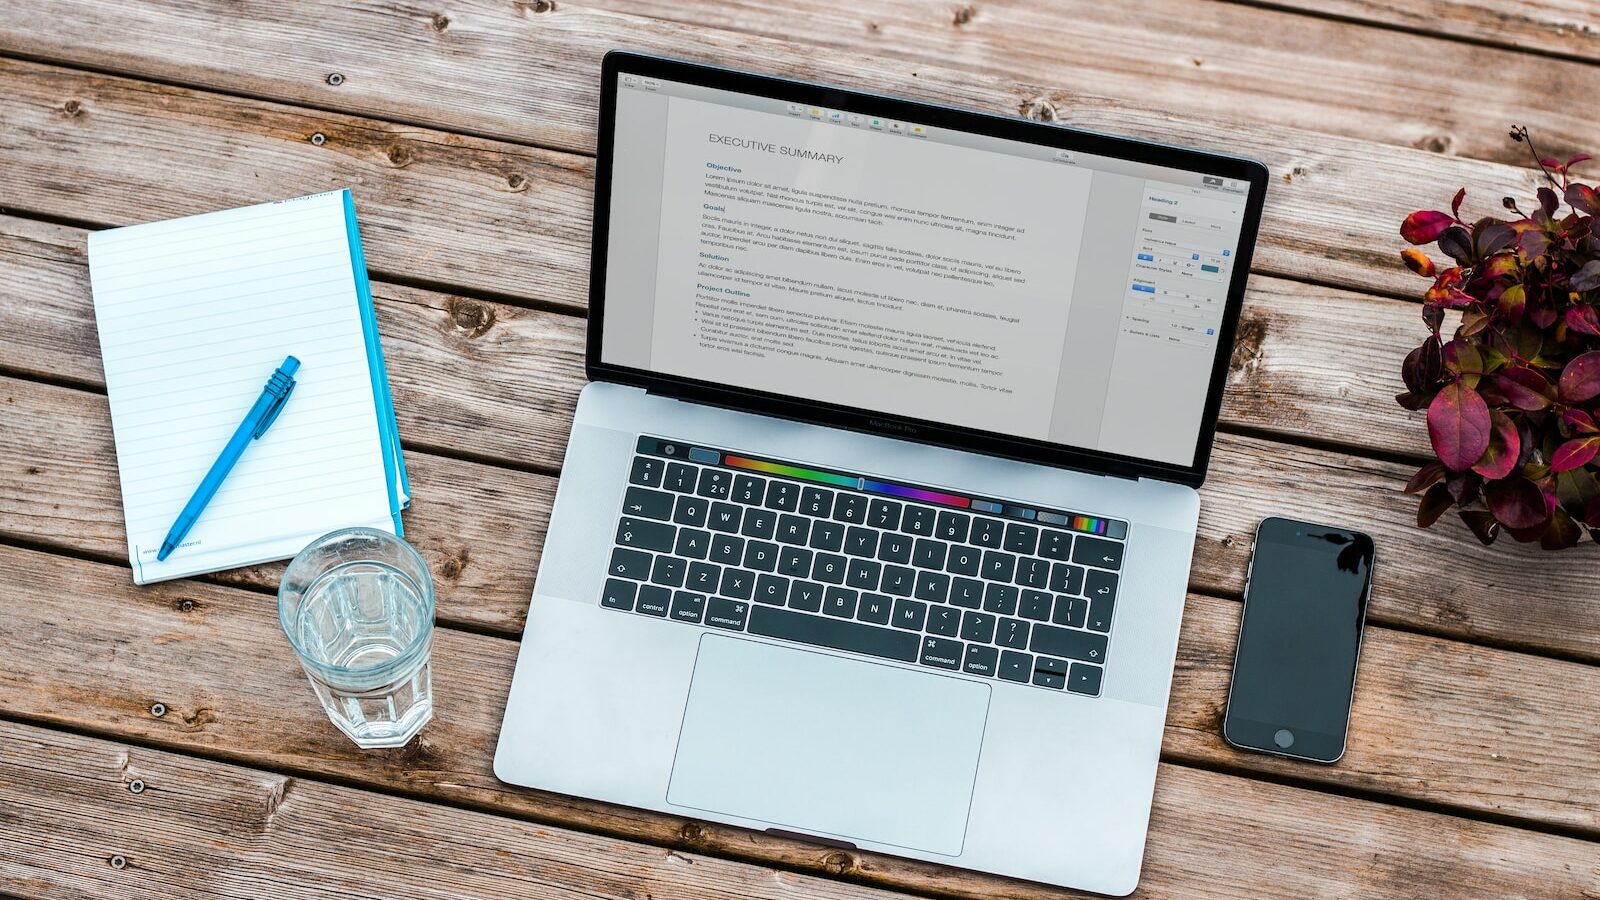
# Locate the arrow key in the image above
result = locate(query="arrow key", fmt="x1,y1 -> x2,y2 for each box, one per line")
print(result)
615,517 -> 674,552
609,546 -> 652,580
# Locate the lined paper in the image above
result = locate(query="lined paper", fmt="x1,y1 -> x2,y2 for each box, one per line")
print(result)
88,192 -> 399,583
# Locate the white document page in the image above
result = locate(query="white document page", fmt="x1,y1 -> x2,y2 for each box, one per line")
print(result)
87,192 -> 396,584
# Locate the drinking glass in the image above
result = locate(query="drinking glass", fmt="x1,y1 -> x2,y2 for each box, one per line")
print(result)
278,527 -> 435,749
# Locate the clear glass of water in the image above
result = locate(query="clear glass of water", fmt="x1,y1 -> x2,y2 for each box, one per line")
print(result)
278,527 -> 435,749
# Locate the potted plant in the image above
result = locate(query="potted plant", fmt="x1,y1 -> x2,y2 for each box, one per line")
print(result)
1396,127 -> 1600,548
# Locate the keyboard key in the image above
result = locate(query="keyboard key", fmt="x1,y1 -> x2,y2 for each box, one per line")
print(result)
812,553 -> 847,584
776,515 -> 810,545
998,650 -> 1032,682
742,540 -> 779,572
982,583 -> 1019,615
754,574 -> 789,605
705,597 -> 749,630
1039,529 -> 1073,561
926,605 -> 961,637
1004,523 -> 1039,555
960,611 -> 996,643
788,581 -> 825,612
996,618 -> 1029,649
664,462 -> 697,493
844,527 -> 879,558
748,605 -> 918,663
809,521 -> 845,552
936,511 -> 970,543
857,593 -> 893,625
1030,623 -> 1108,663
741,508 -> 777,539
670,591 -> 705,623
1050,563 -> 1085,595
914,571 -> 950,603
945,545 -> 981,576
622,486 -> 673,520
777,546 -> 812,578
920,636 -> 963,670
868,499 -> 902,530
719,568 -> 756,600
1053,595 -> 1088,628
636,585 -> 671,617
949,578 -> 985,609
629,456 -> 664,487
892,597 -> 928,630
846,558 -> 882,590
1074,536 -> 1124,571
672,496 -> 708,527
913,538 -> 947,570
651,556 -> 686,587
963,644 -> 999,677
697,468 -> 731,499
608,547 -> 652,580
707,502 -> 742,533
675,528 -> 710,560
1020,590 -> 1052,621
824,587 -> 858,618
601,578 -> 636,610
877,534 -> 913,564
709,534 -> 744,565
1033,655 -> 1067,689
686,562 -> 720,593
903,506 -> 936,536
1015,557 -> 1050,589
1088,593 -> 1115,633
834,494 -> 867,524
800,487 -> 834,518
1086,569 -> 1119,606
765,482 -> 800,512
616,517 -> 674,552
971,518 -> 1005,548
982,550 -> 1016,582
1069,663 -> 1103,696
881,565 -> 915,596
731,474 -> 766,505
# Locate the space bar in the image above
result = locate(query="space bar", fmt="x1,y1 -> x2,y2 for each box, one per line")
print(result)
747,606 -> 919,663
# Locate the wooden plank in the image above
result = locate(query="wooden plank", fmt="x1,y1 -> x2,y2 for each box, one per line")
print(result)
591,0 -> 1598,168
0,545 -> 1595,898
0,46 -> 1545,306
4,0 -> 1591,170
0,722 -> 903,900
1256,0 -> 1600,66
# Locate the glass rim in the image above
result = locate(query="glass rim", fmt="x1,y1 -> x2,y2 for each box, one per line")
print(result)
278,527 -> 436,681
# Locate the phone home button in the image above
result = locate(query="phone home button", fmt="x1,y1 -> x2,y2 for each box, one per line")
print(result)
1273,729 -> 1295,749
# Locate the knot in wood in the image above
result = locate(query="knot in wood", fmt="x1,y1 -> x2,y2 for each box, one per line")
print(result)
1018,95 -> 1060,123
386,145 -> 413,167
177,599 -> 196,612
446,297 -> 496,338
60,99 -> 82,118
437,548 -> 469,580
952,4 -> 976,26
430,13 -> 450,32
520,0 -> 556,12
678,821 -> 705,843
506,173 -> 528,191
822,850 -> 855,874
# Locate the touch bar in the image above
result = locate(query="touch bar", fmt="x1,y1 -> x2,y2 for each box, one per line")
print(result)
862,480 -> 971,509
722,454 -> 860,488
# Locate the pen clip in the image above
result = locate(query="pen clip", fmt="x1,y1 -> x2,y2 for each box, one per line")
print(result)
253,370 -> 297,439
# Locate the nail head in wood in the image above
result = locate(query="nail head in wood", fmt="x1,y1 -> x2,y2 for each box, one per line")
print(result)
129,779 -> 145,794
109,855 -> 126,870
150,703 -> 166,717
326,73 -> 344,86
310,132 -> 327,146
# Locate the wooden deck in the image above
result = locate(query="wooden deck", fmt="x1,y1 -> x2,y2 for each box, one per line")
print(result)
2,2 -> 1598,897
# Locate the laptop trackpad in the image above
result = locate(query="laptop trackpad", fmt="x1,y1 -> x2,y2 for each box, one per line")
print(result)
667,634 -> 990,856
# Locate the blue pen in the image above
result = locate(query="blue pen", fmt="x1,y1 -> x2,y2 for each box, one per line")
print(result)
157,356 -> 300,561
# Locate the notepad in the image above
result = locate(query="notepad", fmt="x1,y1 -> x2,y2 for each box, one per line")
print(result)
87,190 -> 410,584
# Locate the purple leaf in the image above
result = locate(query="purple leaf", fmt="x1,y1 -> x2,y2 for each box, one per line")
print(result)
1427,382 -> 1493,471
1567,183 -> 1600,217
1570,260 -> 1600,292
1438,225 -> 1474,262
1484,477 -> 1550,529
1551,437 -> 1600,473
1538,187 -> 1560,217
1493,367 -> 1555,410
1564,408 -> 1599,434
1472,410 -> 1522,480
1417,483 -> 1453,528
1404,461 -> 1447,494
1559,351 -> 1600,402
1459,509 -> 1501,545
1567,305 -> 1600,337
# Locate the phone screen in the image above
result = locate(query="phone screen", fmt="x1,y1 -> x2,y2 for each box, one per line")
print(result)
1223,517 -> 1374,762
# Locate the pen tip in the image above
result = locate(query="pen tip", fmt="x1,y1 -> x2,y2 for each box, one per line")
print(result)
157,542 -> 173,562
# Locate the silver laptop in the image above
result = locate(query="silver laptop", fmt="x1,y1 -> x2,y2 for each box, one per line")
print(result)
495,52 -> 1267,896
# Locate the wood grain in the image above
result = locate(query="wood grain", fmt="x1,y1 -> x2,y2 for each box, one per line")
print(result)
0,545 -> 1595,897
0,721 -> 903,900
1256,0 -> 1600,65
3,0 -> 1592,170
0,44 -> 1546,307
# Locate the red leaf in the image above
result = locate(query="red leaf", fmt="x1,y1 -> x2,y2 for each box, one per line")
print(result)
1564,408 -> 1599,434
1450,187 -> 1466,218
1559,351 -> 1600,402
1493,367 -> 1555,410
1566,304 -> 1600,337
1496,283 -> 1526,321
1472,409 -> 1522,480
1567,183 -> 1600,217
1417,483 -> 1453,528
1568,153 -> 1594,170
1404,461 -> 1447,494
1427,381 -> 1492,471
1551,437 -> 1600,473
1401,210 -> 1454,245
1484,477 -> 1550,529
1399,248 -> 1435,277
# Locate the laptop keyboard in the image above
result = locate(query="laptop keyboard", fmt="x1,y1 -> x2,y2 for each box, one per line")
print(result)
599,437 -> 1128,697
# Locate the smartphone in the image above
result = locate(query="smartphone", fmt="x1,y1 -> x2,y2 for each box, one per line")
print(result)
1222,517 -> 1375,763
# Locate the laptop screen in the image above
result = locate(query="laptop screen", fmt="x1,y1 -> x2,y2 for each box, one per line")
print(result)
595,61 -> 1261,476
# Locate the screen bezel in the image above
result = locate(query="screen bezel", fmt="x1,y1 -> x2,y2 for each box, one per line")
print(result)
1222,516 -> 1375,763
587,50 -> 1271,486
